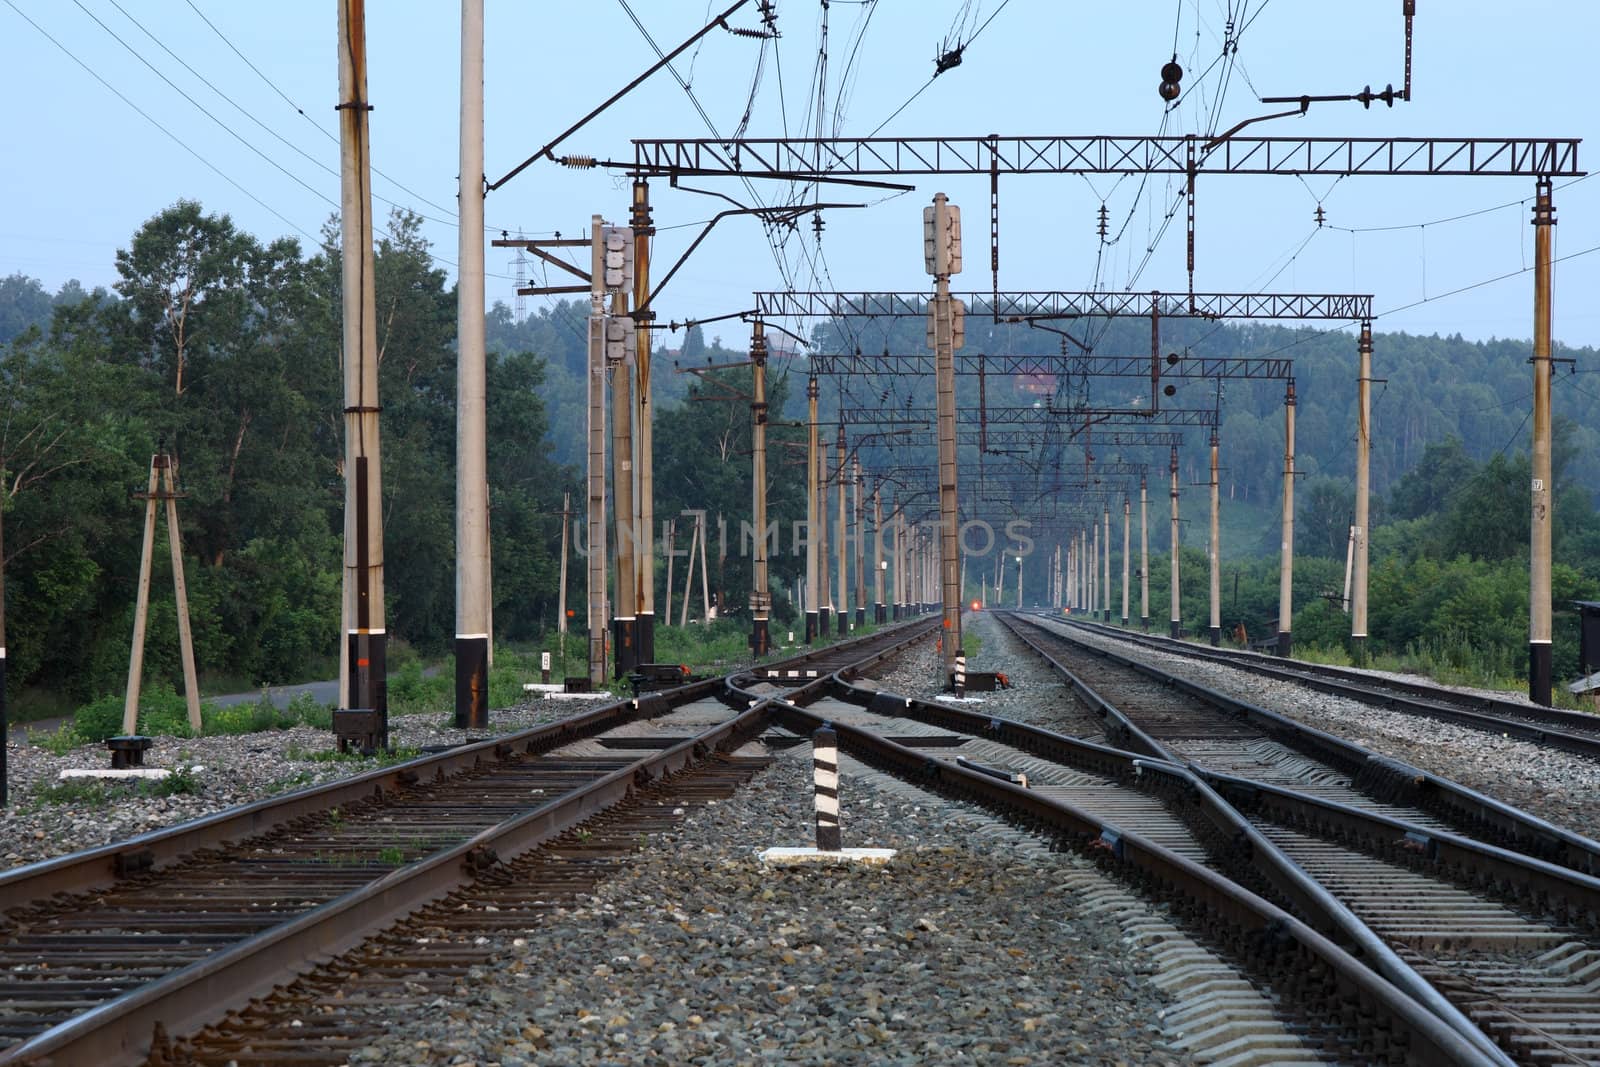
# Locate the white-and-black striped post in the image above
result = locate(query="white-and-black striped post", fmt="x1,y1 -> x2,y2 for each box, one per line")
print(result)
953,653 -> 966,698
813,725 -> 841,851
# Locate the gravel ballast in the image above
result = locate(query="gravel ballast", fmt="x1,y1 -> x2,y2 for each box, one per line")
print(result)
350,743 -> 1193,1067
990,612 -> 1600,843
0,701 -> 584,869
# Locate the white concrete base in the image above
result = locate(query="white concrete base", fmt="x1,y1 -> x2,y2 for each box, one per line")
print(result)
522,682 -> 563,693
540,691 -> 614,701
758,846 -> 896,867
60,766 -> 202,781
934,695 -> 987,705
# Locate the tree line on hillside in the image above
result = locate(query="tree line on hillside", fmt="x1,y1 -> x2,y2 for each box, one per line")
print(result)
5,206 -> 1599,706
0,202 -> 573,704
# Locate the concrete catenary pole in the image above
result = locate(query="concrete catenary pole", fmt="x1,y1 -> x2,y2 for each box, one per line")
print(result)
1351,322 -> 1373,664
632,180 -> 657,664
1140,476 -> 1150,630
610,284 -> 637,679
1278,381 -> 1296,656
836,425 -> 849,634
1530,178 -> 1556,705
585,217 -> 608,687
1091,523 -> 1099,616
1209,425 -> 1222,647
929,192 -> 963,680
853,457 -> 866,626
749,321 -> 770,656
454,0 -> 489,730
1122,496 -> 1131,626
805,376 -> 820,642
1103,507 -> 1112,623
1169,446 -> 1182,639
891,495 -> 903,618
818,438 -> 832,636
558,492 -> 570,637
336,0 -> 387,749
873,485 -> 886,622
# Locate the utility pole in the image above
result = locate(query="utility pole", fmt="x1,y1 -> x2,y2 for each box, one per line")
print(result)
927,192 -> 963,683
610,278 -> 637,679
818,438 -> 832,637
1530,177 -> 1555,705
805,376 -> 819,642
1278,381 -> 1296,656
749,320 -> 771,656
1209,422 -> 1222,647
891,494 -> 903,619
558,492 -> 570,668
121,451 -> 203,741
335,0 -> 387,752
1102,507 -> 1112,623
836,424 -> 849,634
1351,322 -> 1373,665
585,217 -> 609,688
853,457 -> 866,626
1088,522 -> 1096,615
454,0 -> 489,731
1122,496 -> 1131,626
632,180 -> 657,665
1140,476 -> 1150,630
1169,446 -> 1182,639
873,485 -> 886,622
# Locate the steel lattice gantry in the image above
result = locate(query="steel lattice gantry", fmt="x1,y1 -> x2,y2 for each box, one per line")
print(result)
839,406 -> 1217,428
754,290 -> 1371,322
808,351 -> 1293,378
630,135 -> 1581,179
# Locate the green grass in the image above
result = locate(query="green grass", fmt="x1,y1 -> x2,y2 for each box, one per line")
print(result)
38,685 -> 335,751
22,764 -> 203,812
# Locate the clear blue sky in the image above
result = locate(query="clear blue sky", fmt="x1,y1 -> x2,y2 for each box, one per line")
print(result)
3,1 -> 1597,350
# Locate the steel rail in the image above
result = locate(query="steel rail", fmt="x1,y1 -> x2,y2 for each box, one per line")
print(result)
0,625 -> 928,911
761,692 -> 1499,1066
0,619 -> 940,1067
997,612 -> 1600,878
0,705 -> 774,1067
820,675 -> 1562,1065
1068,616 -> 1600,760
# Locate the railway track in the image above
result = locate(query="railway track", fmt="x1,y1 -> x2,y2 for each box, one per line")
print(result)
996,611 -> 1600,879
949,609 -> 1600,1064
1066,614 -> 1600,761
8,608 -> 1596,1065
0,620 -> 937,1067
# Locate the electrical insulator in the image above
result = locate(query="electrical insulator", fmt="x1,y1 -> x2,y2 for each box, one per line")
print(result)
1097,204 -> 1110,240
812,211 -> 825,240
604,315 -> 635,366
1314,205 -> 1326,228
1158,58 -> 1183,102
600,226 -> 633,291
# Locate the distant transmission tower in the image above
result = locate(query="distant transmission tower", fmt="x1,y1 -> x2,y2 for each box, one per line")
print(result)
512,229 -> 528,319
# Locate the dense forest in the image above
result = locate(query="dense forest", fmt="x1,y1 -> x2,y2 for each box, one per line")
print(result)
3,201 -> 1598,709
